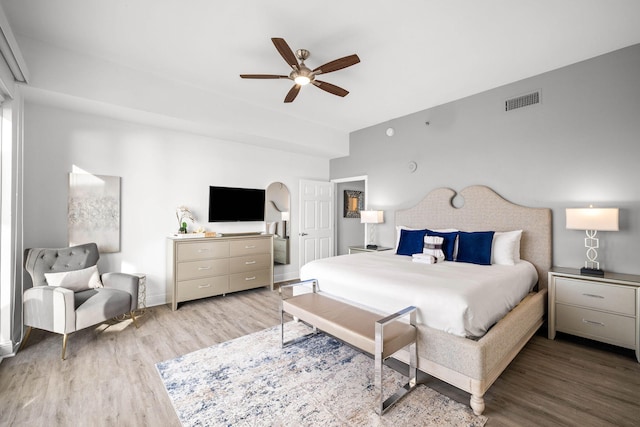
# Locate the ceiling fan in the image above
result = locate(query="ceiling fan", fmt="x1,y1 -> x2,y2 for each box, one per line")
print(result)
240,37 -> 360,103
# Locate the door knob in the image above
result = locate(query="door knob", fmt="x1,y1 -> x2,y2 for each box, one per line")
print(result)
299,232 -> 308,236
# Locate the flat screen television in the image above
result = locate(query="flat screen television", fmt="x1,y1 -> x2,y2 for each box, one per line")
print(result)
208,186 -> 265,222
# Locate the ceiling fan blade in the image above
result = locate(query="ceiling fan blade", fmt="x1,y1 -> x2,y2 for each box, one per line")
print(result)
240,74 -> 289,79
312,80 -> 349,97
312,54 -> 360,75
271,38 -> 299,69
284,84 -> 301,103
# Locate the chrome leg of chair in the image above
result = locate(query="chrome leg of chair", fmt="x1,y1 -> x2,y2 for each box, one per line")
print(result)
19,326 -> 32,352
130,311 -> 139,328
61,333 -> 69,360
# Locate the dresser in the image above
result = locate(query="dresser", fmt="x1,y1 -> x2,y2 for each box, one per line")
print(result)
548,267 -> 640,362
167,235 -> 274,310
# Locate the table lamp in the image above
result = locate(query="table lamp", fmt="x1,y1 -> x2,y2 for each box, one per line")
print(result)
281,211 -> 290,238
566,207 -> 618,276
360,210 -> 384,249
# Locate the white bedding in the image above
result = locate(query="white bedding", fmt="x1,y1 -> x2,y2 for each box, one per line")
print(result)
300,251 -> 538,338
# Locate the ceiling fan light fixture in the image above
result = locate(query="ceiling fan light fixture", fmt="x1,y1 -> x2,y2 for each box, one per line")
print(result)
294,75 -> 311,85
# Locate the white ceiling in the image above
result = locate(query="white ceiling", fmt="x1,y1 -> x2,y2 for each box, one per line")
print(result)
3,0 -> 640,137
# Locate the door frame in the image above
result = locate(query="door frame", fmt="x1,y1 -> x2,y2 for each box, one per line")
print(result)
331,175 -> 369,252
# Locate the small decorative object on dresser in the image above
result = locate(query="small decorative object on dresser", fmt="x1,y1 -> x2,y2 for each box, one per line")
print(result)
548,267 -> 640,363
176,206 -> 196,234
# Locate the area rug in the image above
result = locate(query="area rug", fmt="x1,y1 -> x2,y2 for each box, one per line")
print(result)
156,322 -> 487,426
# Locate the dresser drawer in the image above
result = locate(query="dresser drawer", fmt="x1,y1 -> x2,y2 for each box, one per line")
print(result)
555,277 -> 636,316
176,259 -> 229,281
230,238 -> 271,256
176,276 -> 229,302
229,254 -> 272,273
177,241 -> 229,261
229,268 -> 271,292
556,303 -> 636,349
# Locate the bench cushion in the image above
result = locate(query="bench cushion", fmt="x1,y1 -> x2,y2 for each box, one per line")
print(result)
283,293 -> 416,358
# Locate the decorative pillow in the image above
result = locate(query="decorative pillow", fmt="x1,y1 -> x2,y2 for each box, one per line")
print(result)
395,226 -> 421,250
492,230 -> 523,265
426,230 -> 459,261
396,229 -> 427,256
423,235 -> 445,262
456,231 -> 495,265
45,265 -> 103,292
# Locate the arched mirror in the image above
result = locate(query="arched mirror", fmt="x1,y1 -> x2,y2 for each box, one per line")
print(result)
266,182 -> 291,265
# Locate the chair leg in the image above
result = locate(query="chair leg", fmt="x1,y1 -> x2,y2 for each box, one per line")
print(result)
130,311 -> 139,328
19,326 -> 32,352
61,333 -> 69,360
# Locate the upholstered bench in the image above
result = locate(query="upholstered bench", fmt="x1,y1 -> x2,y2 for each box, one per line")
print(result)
280,279 -> 418,415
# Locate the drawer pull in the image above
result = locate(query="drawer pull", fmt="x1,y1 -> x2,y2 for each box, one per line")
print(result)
582,293 -> 604,299
245,260 -> 256,265
197,248 -> 210,253
245,245 -> 256,249
245,276 -> 256,281
198,266 -> 211,270
198,284 -> 212,288
582,319 -> 605,327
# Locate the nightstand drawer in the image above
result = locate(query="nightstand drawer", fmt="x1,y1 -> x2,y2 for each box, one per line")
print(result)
555,277 -> 636,316
556,304 -> 636,349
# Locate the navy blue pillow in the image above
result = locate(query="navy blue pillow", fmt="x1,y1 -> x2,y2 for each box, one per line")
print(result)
426,230 -> 459,261
456,231 -> 495,265
396,229 -> 427,256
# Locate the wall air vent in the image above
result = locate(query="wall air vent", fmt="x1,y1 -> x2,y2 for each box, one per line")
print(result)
505,91 -> 540,111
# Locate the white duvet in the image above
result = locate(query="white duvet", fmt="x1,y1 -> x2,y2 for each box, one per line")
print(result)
300,251 -> 538,338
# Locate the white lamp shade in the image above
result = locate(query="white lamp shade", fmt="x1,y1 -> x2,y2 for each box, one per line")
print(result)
360,210 -> 384,224
566,208 -> 619,231
281,211 -> 290,221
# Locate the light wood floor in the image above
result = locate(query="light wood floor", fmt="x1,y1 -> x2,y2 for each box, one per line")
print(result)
1,286 -> 639,426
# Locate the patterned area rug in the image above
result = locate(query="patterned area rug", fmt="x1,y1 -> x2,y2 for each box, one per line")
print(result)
156,322 -> 487,426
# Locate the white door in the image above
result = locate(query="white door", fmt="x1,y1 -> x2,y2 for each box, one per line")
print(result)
299,179 -> 334,268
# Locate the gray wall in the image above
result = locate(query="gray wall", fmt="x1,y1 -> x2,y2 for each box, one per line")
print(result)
331,44 -> 640,275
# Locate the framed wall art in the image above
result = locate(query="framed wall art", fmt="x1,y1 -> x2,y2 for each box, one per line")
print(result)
343,190 -> 364,218
68,173 -> 121,253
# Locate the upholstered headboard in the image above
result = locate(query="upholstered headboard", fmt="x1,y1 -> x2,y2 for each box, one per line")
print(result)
395,186 -> 552,289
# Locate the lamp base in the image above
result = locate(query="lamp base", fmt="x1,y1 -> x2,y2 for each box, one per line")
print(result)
580,267 -> 605,277
366,244 -> 378,250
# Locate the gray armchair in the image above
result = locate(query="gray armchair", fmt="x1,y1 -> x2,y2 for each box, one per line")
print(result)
22,243 -> 139,359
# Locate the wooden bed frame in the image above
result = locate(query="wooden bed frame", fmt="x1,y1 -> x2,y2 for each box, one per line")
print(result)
392,185 -> 552,415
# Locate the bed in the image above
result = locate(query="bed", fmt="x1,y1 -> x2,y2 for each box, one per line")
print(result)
299,185 -> 552,415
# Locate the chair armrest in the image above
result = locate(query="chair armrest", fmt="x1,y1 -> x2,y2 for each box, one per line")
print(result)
101,273 -> 139,311
23,286 -> 76,334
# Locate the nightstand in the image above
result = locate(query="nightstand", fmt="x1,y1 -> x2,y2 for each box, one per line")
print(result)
548,267 -> 640,362
348,246 -> 393,254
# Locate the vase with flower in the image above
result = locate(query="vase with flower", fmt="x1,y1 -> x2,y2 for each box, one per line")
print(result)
176,206 -> 195,234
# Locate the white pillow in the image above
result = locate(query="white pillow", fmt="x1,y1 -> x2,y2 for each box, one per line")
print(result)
491,230 -> 523,265
45,265 -> 103,292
